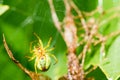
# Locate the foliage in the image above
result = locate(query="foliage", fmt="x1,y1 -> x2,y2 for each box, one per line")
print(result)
0,0 -> 120,80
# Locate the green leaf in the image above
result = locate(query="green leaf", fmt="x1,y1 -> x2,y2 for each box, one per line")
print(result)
99,36 -> 120,80
86,67 -> 107,80
74,0 -> 98,12
0,4 -> 9,15
103,0 -> 120,10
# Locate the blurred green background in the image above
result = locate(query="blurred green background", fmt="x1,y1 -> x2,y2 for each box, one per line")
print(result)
0,0 -> 67,80
0,0 -> 120,80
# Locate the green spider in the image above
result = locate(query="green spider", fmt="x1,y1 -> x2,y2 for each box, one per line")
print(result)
28,33 -> 57,73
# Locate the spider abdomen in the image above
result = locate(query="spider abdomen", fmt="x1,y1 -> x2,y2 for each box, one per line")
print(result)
36,54 -> 51,71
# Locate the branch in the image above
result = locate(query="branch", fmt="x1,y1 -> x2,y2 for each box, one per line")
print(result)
48,0 -> 84,79
3,34 -> 50,80
63,0 -> 84,80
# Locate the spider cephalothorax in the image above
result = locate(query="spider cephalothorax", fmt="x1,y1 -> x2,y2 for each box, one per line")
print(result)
28,33 -> 57,73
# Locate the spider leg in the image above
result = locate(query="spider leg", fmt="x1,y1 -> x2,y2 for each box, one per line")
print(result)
34,33 -> 43,48
29,55 -> 36,61
30,40 -> 36,53
25,55 -> 36,61
46,47 -> 54,52
44,37 -> 52,49
48,53 -> 58,65
34,58 -> 38,73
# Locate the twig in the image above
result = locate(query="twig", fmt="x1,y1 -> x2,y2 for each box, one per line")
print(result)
106,30 -> 120,39
3,34 -> 50,80
69,0 -> 89,38
48,0 -> 61,32
80,27 -> 120,66
99,13 -> 120,27
99,41 -> 106,63
106,6 -> 120,14
79,22 -> 99,66
94,30 -> 120,46
98,0 -> 103,14
85,66 -> 97,76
